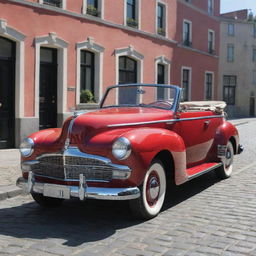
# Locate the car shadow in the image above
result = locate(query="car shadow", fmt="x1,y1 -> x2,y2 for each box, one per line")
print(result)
0,171 -> 221,247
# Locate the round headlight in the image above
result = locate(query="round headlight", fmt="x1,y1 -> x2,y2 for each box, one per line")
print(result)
112,137 -> 131,160
20,138 -> 34,157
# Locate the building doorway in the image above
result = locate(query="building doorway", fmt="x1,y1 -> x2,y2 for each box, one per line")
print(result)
39,47 -> 58,129
0,37 -> 15,149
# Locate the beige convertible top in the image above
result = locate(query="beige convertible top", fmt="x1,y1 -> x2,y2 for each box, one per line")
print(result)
179,101 -> 227,114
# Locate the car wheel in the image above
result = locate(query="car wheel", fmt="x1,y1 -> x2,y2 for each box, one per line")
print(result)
31,193 -> 63,207
216,141 -> 234,179
129,160 -> 166,219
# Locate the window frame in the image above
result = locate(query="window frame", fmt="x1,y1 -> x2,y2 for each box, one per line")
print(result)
208,0 -> 214,15
83,0 -> 104,18
228,23 -> 235,36
204,71 -> 214,100
227,44 -> 234,62
181,66 -> 192,101
124,0 -> 141,29
156,1 -> 167,37
183,19 -> 192,47
208,29 -> 215,54
223,75 -> 236,105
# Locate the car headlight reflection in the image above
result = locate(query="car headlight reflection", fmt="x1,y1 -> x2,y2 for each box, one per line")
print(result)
20,138 -> 34,157
112,137 -> 131,160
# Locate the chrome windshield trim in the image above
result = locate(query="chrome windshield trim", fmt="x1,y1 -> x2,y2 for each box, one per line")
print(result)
107,115 -> 225,127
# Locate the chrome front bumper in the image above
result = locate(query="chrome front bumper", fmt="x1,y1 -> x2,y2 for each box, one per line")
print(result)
16,173 -> 140,201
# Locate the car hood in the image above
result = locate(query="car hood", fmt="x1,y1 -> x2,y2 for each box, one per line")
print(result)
69,107 -> 174,144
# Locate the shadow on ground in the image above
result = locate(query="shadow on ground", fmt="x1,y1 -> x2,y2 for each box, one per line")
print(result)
0,171 -> 220,247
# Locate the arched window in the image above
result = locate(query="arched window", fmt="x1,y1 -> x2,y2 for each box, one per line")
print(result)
119,56 -> 137,84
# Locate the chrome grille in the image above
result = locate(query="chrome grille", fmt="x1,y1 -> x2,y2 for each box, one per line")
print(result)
31,154 -> 114,181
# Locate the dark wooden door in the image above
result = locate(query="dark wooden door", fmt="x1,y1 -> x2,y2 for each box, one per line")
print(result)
250,97 -> 255,117
39,47 -> 57,129
0,37 -> 15,149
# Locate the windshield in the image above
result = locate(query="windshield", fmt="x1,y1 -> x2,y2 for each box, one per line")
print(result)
101,84 -> 178,110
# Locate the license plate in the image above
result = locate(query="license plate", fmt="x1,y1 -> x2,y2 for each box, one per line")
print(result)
43,184 -> 70,199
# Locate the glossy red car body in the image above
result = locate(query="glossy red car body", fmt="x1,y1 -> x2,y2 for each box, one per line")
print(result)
17,84 -> 242,219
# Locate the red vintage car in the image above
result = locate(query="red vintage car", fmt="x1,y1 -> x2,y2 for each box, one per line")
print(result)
17,84 -> 243,219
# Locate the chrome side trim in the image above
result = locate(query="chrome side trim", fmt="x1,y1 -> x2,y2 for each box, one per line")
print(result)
187,163 -> 223,181
107,115 -> 225,128
16,177 -> 140,201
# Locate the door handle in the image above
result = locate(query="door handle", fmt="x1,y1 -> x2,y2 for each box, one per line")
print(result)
204,120 -> 211,127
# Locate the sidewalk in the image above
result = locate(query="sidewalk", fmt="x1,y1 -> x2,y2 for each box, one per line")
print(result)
0,117 -> 255,201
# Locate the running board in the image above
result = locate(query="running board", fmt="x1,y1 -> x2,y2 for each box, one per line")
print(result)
187,162 -> 223,181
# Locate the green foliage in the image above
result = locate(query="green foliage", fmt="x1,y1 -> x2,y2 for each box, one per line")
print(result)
80,89 -> 95,103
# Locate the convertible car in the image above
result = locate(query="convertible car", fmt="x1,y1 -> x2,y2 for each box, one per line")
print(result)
17,84 -> 243,219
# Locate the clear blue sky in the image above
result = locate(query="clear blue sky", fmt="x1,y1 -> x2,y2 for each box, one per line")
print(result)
221,0 -> 256,14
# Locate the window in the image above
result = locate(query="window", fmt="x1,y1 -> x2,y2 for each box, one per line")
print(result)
80,50 -> 95,100
227,44 -> 234,62
253,70 -> 256,84
208,30 -> 215,54
157,64 -> 165,100
183,20 -> 192,47
205,73 -> 213,100
182,68 -> 191,101
126,0 -> 138,28
228,23 -> 235,36
86,0 -> 99,16
157,3 -> 166,36
43,0 -> 62,8
253,49 -> 256,62
208,0 -> 214,14
223,75 -> 236,105
119,56 -> 137,84
254,24 -> 256,38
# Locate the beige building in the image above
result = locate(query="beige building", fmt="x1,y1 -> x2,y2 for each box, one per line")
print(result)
219,10 -> 256,118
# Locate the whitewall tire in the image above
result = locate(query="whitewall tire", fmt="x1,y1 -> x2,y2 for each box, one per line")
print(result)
129,160 -> 166,219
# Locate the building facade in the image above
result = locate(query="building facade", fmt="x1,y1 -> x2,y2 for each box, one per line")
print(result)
0,0 -> 220,149
219,10 -> 256,118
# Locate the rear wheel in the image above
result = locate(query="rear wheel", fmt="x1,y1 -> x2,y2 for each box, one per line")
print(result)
129,160 -> 166,219
216,141 -> 234,179
31,193 -> 63,207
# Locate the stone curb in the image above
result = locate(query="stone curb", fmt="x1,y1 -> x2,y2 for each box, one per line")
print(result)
0,185 -> 23,201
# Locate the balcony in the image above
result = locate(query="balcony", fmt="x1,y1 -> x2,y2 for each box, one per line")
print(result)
183,40 -> 192,47
43,0 -> 62,8
127,18 -> 138,29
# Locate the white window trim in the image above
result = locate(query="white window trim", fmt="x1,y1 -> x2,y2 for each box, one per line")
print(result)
35,33 -> 68,118
0,19 -> 26,119
39,0 -> 66,9
208,0 -> 214,15
76,37 -> 105,105
155,1 -> 168,37
82,0 -> 104,19
204,71 -> 214,100
181,66 -> 192,101
208,29 -> 215,50
115,45 -> 144,85
183,19 -> 192,44
124,0 -> 141,29
155,55 -> 171,84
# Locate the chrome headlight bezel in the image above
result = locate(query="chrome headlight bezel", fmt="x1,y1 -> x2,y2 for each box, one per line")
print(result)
112,137 -> 131,160
20,138 -> 34,157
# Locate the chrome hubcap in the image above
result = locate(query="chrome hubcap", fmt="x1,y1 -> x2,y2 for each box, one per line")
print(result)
149,176 -> 160,200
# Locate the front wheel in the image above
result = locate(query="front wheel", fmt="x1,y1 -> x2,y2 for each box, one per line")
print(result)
129,160 -> 166,219
216,141 -> 234,179
31,193 -> 63,207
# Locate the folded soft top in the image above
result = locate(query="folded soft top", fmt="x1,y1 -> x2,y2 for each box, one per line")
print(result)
179,101 -> 226,113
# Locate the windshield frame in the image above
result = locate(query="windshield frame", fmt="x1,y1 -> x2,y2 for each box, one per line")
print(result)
100,84 -> 181,112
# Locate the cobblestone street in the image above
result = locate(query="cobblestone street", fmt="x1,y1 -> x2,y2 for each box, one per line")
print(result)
0,119 -> 256,256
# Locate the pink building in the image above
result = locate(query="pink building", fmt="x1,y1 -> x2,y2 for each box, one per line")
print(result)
0,0 -> 220,149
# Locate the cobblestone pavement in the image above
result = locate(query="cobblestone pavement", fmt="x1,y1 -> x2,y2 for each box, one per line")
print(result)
0,119 -> 256,255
